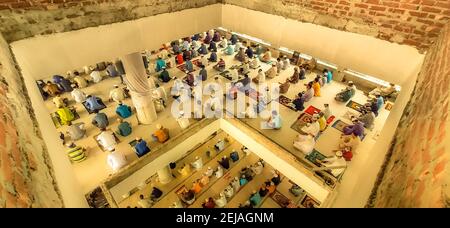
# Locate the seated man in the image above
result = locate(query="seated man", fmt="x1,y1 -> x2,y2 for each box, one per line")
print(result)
116,119 -> 132,137
134,137 -> 151,157
90,70 -> 103,83
182,50 -> 191,61
198,65 -> 208,81
158,67 -> 171,83
53,95 -> 67,108
66,142 -> 87,163
263,110 -> 282,129
43,81 -> 61,97
370,83 -> 396,97
152,124 -> 170,143
223,44 -> 235,55
259,50 -> 272,63
208,50 -> 218,62
301,83 -> 314,103
317,151 -> 347,177
357,107 -> 375,130
227,68 -> 239,82
66,121 -> 86,141
53,75 -> 73,93
183,71 -> 195,87
252,69 -> 265,84
235,48 -> 246,62
166,54 -> 176,68
96,129 -> 117,152
213,31 -> 221,42
176,53 -> 184,65
279,79 -> 290,94
73,74 -> 88,88
71,88 -> 87,103
335,81 -> 356,102
213,58 -> 226,72
293,133 -> 315,155
288,67 -> 300,84
219,37 -> 228,48
282,55 -> 290,70
249,56 -> 260,69
116,103 -> 132,119
184,59 -> 194,72
343,119 -> 365,138
245,46 -> 254,59
106,63 -> 119,77
300,115 -> 320,137
56,106 -> 75,125
109,85 -> 126,103
92,110 -> 109,130
155,57 -> 167,72
198,43 -> 208,55
339,134 -> 361,152
265,63 -> 278,79
85,95 -> 105,112
208,41 -> 217,52
291,94 -> 305,111
107,149 -> 127,172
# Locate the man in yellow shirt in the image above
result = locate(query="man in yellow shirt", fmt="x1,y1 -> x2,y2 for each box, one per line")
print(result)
152,124 -> 170,143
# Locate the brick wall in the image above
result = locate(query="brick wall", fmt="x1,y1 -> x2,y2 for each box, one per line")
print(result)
0,34 -> 63,208
0,0 -> 220,42
368,22 -> 450,208
223,0 -> 450,51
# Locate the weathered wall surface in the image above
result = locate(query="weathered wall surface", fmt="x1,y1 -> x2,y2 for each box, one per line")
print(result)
0,34 -> 63,208
368,22 -> 450,208
0,0 -> 220,42
223,0 -> 450,51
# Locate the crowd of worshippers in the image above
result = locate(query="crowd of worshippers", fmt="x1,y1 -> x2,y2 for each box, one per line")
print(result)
39,59 -> 173,172
292,83 -> 395,178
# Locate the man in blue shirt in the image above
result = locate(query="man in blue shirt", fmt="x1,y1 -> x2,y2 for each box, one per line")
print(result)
159,67 -> 171,83
85,95 -> 104,112
92,110 -> 109,130
106,63 -> 119,77
208,51 -> 218,62
375,94 -> 384,110
116,119 -> 132,136
134,137 -> 150,157
116,103 -> 132,119
245,46 -> 254,59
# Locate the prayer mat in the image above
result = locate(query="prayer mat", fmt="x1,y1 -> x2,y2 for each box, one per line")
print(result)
176,59 -> 200,72
82,98 -> 107,114
331,119 -> 366,140
290,113 -> 313,134
51,107 -> 80,128
326,115 -> 336,125
271,191 -> 290,207
385,102 -> 393,111
305,149 -> 327,166
346,100 -> 364,113
277,95 -> 296,111
300,195 -> 320,208
304,105 -> 321,115
94,130 -> 120,152
219,70 -> 232,80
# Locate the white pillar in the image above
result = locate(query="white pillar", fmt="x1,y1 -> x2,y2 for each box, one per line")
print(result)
157,165 -> 173,184
121,52 -> 157,124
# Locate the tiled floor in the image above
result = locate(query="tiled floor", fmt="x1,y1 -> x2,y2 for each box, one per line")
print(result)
41,39 -> 393,206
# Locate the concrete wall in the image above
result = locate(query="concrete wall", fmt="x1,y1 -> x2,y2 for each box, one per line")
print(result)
0,34 -> 66,208
222,4 -> 424,86
11,4 -> 222,80
222,0 -> 450,51
368,22 -> 450,208
0,0 -> 221,42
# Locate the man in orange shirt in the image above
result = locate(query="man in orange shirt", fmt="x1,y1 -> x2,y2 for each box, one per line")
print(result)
152,124 -> 170,143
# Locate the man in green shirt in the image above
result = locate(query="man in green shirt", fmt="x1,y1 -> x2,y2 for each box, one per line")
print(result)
116,119 -> 132,137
